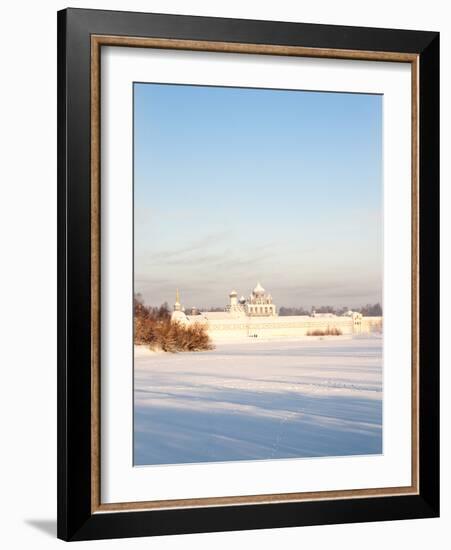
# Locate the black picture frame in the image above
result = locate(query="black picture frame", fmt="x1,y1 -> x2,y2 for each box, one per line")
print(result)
57,7 -> 439,541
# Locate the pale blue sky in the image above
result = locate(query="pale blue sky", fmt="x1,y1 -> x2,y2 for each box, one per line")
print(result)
134,83 -> 382,309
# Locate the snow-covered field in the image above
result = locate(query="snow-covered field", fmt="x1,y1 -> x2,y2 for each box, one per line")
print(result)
134,336 -> 382,465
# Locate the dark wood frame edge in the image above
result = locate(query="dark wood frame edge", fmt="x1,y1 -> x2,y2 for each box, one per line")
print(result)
89,34 -> 420,514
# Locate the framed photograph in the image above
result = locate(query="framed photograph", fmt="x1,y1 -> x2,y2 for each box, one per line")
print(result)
57,8 -> 439,541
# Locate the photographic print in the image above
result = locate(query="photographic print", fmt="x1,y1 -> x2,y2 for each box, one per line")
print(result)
133,82 -> 383,466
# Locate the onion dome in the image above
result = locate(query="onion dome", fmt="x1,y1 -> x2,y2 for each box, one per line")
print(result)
229,290 -> 238,297
239,295 -> 246,304
253,282 -> 265,296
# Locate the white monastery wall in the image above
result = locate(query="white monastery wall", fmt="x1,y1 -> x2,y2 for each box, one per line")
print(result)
173,283 -> 383,342
204,316 -> 382,341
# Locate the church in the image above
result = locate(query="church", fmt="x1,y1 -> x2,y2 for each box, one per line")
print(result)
171,283 -> 382,342
226,282 -> 277,317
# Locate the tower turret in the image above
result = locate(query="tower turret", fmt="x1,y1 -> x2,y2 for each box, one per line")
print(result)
173,288 -> 181,311
229,290 -> 238,307
172,288 -> 187,323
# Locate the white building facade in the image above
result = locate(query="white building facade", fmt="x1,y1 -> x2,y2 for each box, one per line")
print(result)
172,283 -> 382,342
225,283 -> 277,317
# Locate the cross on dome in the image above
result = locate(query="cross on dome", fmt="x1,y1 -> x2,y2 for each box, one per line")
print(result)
253,282 -> 265,296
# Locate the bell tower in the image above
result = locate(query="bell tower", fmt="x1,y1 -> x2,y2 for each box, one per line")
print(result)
229,290 -> 238,307
173,288 -> 181,311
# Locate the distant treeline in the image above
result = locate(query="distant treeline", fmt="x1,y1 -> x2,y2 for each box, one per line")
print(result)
135,297 -> 382,319
279,303 -> 383,317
